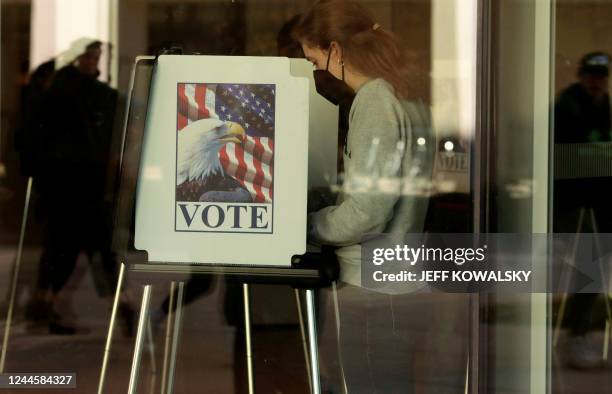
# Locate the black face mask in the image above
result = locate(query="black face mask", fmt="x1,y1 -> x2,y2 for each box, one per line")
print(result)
313,50 -> 355,108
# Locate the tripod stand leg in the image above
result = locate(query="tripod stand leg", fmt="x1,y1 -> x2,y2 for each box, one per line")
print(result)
305,289 -> 321,394
604,320 -> 610,361
243,284 -> 254,394
166,281 -> 185,394
588,209 -> 612,361
295,289 -> 313,394
161,281 -> 176,393
98,262 -> 126,394
146,317 -> 157,394
553,208 -> 586,347
128,285 -> 153,394
331,282 -> 348,394
1,176 -> 33,373
464,355 -> 469,394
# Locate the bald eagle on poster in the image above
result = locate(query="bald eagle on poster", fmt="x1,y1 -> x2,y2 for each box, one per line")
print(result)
176,118 -> 251,203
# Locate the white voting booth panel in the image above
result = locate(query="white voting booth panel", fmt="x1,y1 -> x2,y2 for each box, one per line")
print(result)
134,55 -> 337,266
291,59 -> 339,190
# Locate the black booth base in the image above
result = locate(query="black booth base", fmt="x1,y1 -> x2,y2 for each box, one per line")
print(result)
126,250 -> 340,289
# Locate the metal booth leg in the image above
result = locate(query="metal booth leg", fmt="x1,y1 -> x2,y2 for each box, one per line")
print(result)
98,262 -> 127,393
295,289 -> 313,394
243,284 -> 255,394
464,355 -> 470,394
166,281 -> 185,394
161,281 -> 177,392
146,316 -> 157,393
553,207 -> 586,347
128,285 -> 153,394
604,319 -> 610,361
588,209 -> 612,361
331,282 -> 348,394
305,289 -> 321,394
1,176 -> 33,373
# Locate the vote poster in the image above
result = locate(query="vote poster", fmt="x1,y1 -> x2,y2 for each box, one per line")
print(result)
175,83 -> 275,234
134,55 -> 328,266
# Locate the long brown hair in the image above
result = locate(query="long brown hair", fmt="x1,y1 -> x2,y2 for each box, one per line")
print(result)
293,0 -> 412,99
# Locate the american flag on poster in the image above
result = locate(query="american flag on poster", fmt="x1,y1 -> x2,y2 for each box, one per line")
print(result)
175,83 -> 275,204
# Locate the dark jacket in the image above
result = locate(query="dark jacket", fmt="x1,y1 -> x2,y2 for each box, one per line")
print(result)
37,65 -> 117,202
554,83 -> 610,143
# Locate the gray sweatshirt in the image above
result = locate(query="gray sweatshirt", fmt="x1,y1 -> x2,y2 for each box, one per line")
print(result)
308,78 -> 432,287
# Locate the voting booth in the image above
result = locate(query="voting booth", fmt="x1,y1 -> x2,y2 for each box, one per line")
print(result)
99,54 -> 339,394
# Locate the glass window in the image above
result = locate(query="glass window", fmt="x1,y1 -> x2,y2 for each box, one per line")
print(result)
4,1 -> 606,393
